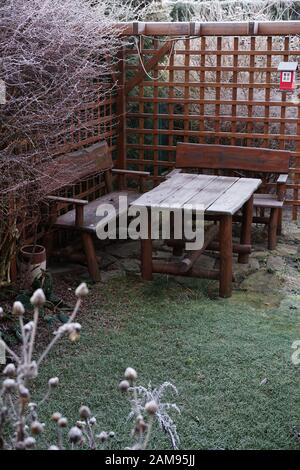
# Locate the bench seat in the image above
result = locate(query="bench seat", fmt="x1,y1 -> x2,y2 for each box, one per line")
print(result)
43,141 -> 150,281
253,194 -> 284,209
171,143 -> 291,250
55,190 -> 140,233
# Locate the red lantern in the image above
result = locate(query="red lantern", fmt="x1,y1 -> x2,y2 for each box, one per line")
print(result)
278,62 -> 298,91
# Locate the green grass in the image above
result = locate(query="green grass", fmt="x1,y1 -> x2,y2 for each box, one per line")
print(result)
34,275 -> 300,450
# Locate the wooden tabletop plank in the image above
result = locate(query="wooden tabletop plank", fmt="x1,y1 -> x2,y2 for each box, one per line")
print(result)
131,174 -> 261,215
185,176 -> 239,210
132,173 -> 198,207
207,177 -> 262,215
159,174 -> 218,208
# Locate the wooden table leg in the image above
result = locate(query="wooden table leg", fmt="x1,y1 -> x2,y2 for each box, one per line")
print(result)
238,195 -> 254,264
81,233 -> 101,282
219,214 -> 233,298
268,207 -> 278,250
141,208 -> 153,280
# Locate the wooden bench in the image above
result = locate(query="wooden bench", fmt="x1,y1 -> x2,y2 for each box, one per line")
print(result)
44,141 -> 149,281
168,143 -> 291,250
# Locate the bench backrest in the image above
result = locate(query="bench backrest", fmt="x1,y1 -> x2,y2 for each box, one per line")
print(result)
44,141 -> 112,195
176,143 -> 291,174
54,141 -> 112,183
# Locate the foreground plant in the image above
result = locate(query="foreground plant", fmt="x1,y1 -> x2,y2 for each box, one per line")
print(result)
0,283 -> 179,450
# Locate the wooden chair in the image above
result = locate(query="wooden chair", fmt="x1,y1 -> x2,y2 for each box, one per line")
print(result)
43,141 -> 149,281
168,143 -> 291,250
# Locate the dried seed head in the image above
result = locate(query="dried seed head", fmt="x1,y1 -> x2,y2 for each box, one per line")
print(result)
135,417 -> 148,434
24,436 -> 36,449
57,417 -> 68,428
15,441 -> 26,450
51,412 -> 62,422
12,301 -> 25,316
28,402 -> 37,411
69,331 -> 80,342
109,431 -> 115,438
79,405 -> 91,419
30,288 -> 46,307
3,378 -> 17,392
119,380 -> 130,392
19,384 -> 30,399
49,445 -> 59,450
145,400 -> 158,415
24,321 -> 34,332
3,363 -> 16,378
48,377 -> 59,388
73,322 -> 82,332
89,417 -> 96,425
28,361 -> 38,378
68,426 -> 83,444
75,283 -> 89,298
31,421 -> 44,435
124,367 -> 137,381
76,420 -> 86,429
97,431 -> 108,443
0,307 -> 4,319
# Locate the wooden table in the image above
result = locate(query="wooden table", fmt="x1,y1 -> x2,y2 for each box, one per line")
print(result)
131,173 -> 262,297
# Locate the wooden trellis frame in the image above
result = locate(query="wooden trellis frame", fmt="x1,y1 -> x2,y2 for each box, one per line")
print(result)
116,21 -> 300,219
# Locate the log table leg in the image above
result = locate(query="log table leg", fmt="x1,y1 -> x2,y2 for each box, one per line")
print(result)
219,214 -> 233,298
268,207 -> 279,250
238,195 -> 254,264
141,208 -> 153,280
81,233 -> 101,282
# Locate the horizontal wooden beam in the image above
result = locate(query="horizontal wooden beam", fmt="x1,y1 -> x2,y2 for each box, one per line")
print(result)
116,21 -> 300,37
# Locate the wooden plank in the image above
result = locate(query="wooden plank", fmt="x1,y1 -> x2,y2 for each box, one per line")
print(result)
264,37 -> 272,148
138,49 -> 300,57
253,194 -> 284,209
117,21 -> 300,37
185,176 -> 239,210
159,174 -> 217,209
231,37 -> 239,146
127,96 -> 297,107
247,36 -> 255,146
207,178 -> 261,215
126,129 -> 300,141
176,143 -> 291,173
215,37 -> 222,145
132,174 -> 198,207
184,37 -> 190,144
199,36 -> 206,143
55,190 -> 140,232
116,47 -> 126,169
127,112 -> 299,124
126,65 -> 288,73
132,81 -> 288,89
153,38 -> 159,182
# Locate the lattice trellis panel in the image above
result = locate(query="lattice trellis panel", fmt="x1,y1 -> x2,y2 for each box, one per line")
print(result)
124,34 -> 300,218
